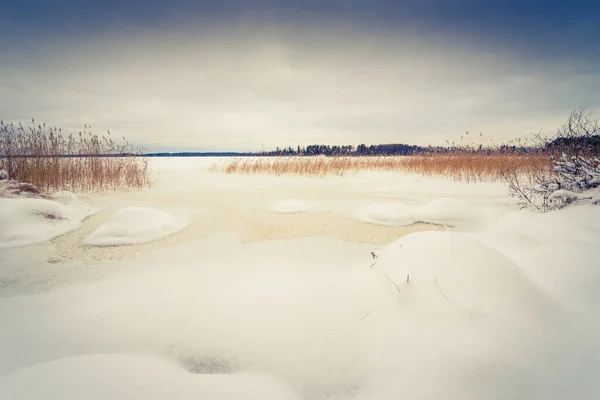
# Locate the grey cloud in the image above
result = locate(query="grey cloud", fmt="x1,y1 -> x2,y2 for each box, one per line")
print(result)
1,25 -> 599,151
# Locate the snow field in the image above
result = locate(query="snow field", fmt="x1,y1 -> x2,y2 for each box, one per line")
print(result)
1,157 -> 599,400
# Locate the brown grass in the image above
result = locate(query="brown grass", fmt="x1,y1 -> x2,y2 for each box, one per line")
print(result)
213,154 -> 552,182
0,120 -> 151,192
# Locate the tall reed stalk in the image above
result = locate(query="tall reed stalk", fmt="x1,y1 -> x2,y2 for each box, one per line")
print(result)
0,119 -> 151,192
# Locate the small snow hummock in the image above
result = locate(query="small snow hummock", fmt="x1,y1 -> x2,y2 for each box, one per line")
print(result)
355,198 -> 483,228
84,207 -> 188,246
412,198 -> 483,227
356,202 -> 415,226
268,199 -> 312,214
0,192 -> 95,249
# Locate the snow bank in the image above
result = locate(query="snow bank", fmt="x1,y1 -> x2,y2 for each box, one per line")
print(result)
355,198 -> 484,228
84,207 -> 188,246
0,192 -> 95,248
0,354 -> 298,400
374,231 -> 552,316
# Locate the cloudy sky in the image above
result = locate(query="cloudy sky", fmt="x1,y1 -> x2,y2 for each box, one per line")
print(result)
1,1 -> 599,152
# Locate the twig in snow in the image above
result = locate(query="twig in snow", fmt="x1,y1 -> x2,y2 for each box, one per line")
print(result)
434,279 -> 452,303
374,268 -> 401,293
368,251 -> 401,293
360,307 -> 378,322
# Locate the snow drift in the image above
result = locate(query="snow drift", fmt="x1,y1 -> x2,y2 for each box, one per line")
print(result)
84,207 -> 188,246
0,192 -> 95,249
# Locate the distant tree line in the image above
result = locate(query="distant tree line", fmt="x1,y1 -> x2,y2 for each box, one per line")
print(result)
257,143 -> 543,157
125,137 -> 598,158
145,152 -> 251,157
259,143 -> 422,156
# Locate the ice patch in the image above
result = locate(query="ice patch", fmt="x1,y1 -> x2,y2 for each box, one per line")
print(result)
84,207 -> 188,246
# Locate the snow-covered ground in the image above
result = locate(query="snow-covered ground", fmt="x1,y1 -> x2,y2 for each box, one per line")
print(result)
0,191 -> 96,249
1,157 -> 599,400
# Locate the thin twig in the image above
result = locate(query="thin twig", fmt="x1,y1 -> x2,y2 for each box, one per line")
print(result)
369,251 -> 401,293
434,279 -> 452,303
360,307 -> 378,322
374,268 -> 401,293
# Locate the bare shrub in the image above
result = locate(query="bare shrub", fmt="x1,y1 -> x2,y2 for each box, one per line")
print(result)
505,154 -> 600,211
544,106 -> 600,158
505,108 -> 600,211
0,119 -> 151,192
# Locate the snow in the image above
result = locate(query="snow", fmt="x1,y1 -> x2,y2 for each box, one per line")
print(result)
1,157 -> 599,400
374,231 -> 553,315
413,197 -> 485,226
0,354 -> 298,400
84,207 -> 188,246
354,198 -> 485,228
268,199 -> 313,214
356,202 -> 415,226
0,192 -> 95,249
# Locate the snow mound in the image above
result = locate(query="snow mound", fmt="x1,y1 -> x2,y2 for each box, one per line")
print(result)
0,193 -> 95,249
0,179 -> 45,198
84,207 -> 188,246
375,231 -> 552,317
268,199 -> 312,214
355,198 -> 484,228
356,202 -> 415,226
0,354 -> 298,400
413,198 -> 483,227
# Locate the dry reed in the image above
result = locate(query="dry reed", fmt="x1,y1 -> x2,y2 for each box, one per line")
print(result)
0,120 -> 151,192
213,154 -> 551,182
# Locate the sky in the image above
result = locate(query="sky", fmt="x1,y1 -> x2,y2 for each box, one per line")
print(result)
1,1 -> 599,152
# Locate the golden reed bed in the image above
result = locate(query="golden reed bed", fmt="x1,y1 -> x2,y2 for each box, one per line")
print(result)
1,120 -> 150,192
213,154 -> 551,183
